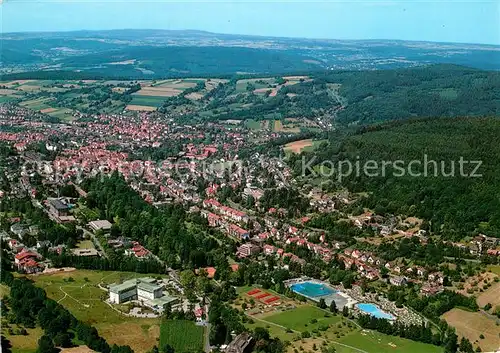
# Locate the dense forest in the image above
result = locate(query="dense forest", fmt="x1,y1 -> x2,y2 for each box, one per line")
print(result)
319,65 -> 500,124
302,117 -> 500,238
80,173 -> 233,269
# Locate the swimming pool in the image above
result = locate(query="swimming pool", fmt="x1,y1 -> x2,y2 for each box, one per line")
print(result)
290,281 -> 335,298
356,303 -> 395,320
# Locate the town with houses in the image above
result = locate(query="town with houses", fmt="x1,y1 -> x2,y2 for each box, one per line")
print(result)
1,76 -> 499,353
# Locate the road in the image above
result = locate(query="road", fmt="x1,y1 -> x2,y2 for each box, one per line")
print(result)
203,322 -> 211,353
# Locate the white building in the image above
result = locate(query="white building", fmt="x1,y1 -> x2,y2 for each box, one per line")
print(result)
108,277 -> 164,304
108,279 -> 138,304
137,281 -> 163,301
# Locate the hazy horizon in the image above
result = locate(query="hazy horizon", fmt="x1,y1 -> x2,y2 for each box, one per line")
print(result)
2,27 -> 500,47
1,0 -> 499,46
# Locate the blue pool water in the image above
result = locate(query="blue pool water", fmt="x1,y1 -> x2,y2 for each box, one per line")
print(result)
290,281 -> 335,298
356,303 -> 395,320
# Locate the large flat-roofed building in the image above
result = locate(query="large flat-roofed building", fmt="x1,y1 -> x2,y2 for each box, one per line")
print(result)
88,220 -> 112,233
109,279 -> 138,304
137,281 -> 163,301
48,198 -> 69,217
108,277 -> 165,304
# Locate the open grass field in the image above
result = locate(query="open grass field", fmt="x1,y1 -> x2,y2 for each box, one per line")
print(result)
247,304 -> 442,353
245,119 -> 261,130
442,308 -> 500,352
3,326 -> 43,353
46,108 -> 75,121
0,283 -> 10,296
130,95 -> 166,107
159,320 -> 204,352
28,270 -> 163,353
487,265 -> 500,275
76,240 -> 95,249
337,330 -> 443,353
0,96 -> 16,103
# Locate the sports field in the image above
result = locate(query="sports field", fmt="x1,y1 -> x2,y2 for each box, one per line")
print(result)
160,320 -> 204,352
28,270 -> 163,352
265,306 -> 341,332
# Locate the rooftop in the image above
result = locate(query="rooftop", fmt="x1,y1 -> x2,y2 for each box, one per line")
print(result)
108,279 -> 137,294
137,281 -> 162,293
49,198 -> 69,210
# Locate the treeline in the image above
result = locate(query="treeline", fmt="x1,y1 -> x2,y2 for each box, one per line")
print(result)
391,289 -> 479,320
46,252 -> 164,274
1,272 -> 133,353
357,315 -> 464,353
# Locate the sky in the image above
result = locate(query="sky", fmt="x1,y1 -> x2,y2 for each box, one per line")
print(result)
1,0 -> 499,45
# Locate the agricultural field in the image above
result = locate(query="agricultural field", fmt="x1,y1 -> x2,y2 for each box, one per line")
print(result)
442,308 -> 499,352
284,139 -> 327,154
125,105 -> 157,112
133,87 -> 182,97
129,95 -> 166,107
159,320 -> 204,352
476,280 -> 500,308
27,269 -> 163,353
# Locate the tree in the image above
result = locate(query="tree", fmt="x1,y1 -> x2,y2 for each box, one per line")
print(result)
329,300 -> 337,314
37,335 -> 58,353
161,344 -> 175,353
318,298 -> 327,309
53,332 -> 72,348
458,337 -> 474,353
342,306 -> 349,317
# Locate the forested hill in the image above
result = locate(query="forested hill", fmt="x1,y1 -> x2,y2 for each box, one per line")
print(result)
306,117 -> 500,239
321,65 -> 500,124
